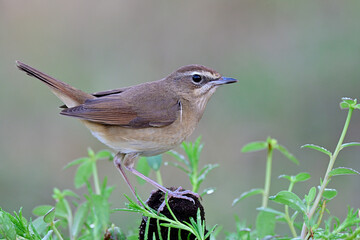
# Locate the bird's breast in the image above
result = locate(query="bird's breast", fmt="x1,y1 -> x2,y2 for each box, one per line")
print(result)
82,108 -> 199,156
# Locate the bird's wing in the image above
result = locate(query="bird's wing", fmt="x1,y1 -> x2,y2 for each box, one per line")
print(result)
60,92 -> 181,128
91,87 -> 131,97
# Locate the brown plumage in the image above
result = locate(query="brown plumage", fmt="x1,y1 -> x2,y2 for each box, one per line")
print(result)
16,60 -> 237,210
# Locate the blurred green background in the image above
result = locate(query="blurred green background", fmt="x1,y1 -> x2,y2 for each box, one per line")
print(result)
1,0 -> 360,236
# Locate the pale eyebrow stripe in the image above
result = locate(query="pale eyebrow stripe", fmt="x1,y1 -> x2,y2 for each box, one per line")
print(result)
184,71 -> 218,79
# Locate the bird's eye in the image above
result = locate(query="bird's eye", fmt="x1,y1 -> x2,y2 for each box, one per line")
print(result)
192,74 -> 202,83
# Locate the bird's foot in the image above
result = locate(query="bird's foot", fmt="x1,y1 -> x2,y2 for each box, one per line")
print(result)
157,187 -> 200,212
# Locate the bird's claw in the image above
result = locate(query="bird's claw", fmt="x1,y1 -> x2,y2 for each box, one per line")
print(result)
157,187 -> 200,212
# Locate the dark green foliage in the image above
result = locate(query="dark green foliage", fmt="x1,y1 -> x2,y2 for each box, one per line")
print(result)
1,97 -> 360,239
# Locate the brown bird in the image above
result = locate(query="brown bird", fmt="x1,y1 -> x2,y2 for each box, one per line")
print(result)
16,61 -> 237,208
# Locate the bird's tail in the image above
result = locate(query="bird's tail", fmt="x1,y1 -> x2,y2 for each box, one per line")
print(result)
16,61 -> 94,107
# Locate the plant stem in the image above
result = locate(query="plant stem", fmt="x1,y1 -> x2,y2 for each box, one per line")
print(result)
300,108 -> 354,239
92,161 -> 101,195
63,199 -> 74,240
51,222 -> 64,240
262,145 -> 273,208
156,170 -> 163,186
285,182 -> 297,237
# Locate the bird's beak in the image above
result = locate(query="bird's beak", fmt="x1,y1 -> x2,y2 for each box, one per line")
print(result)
212,77 -> 238,86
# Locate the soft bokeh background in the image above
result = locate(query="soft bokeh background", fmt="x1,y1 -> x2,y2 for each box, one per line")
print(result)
1,0 -> 360,236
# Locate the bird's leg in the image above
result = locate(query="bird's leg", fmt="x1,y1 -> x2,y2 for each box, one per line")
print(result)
113,152 -> 139,201
122,154 -> 200,212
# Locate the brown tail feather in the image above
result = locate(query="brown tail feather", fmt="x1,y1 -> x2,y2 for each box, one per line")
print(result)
16,61 -> 94,107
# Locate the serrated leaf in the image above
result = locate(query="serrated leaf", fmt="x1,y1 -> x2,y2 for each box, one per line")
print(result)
269,191 -> 306,214
71,202 -> 89,238
277,145 -> 299,165
146,155 -> 162,171
241,141 -> 267,152
74,162 -> 93,188
322,188 -> 337,200
341,142 -> 360,149
294,172 -> 311,183
329,167 -> 360,177
257,207 -> 285,217
43,208 -> 55,224
301,144 -> 332,157
136,157 -> 151,184
32,205 -> 54,216
232,188 -> 263,206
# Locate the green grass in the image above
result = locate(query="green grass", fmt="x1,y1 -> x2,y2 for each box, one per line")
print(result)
1,97 -> 360,239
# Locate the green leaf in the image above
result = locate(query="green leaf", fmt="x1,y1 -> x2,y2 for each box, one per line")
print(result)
277,144 -> 299,165
241,141 -> 267,152
355,104 -> 360,110
0,210 -> 16,240
146,155 -> 163,171
279,172 -> 310,183
136,157 -> 151,184
198,164 -> 219,183
165,161 -> 190,174
257,207 -> 285,217
54,200 -> 68,219
232,188 -> 263,206
32,217 -> 49,236
32,205 -> 54,216
301,144 -> 332,157
71,202 -> 89,238
306,187 -> 316,205
43,208 -> 55,224
340,102 -> 349,109
87,148 -> 95,158
95,150 -> 113,160
63,157 -> 88,169
74,161 -> 93,188
342,97 -> 356,105
200,187 -> 216,196
294,172 -> 311,183
340,98 -> 358,109
278,175 -> 292,182
322,188 -> 337,200
256,211 -> 276,239
329,167 -> 360,177
91,194 -> 110,238
167,150 -> 189,166
269,191 -> 306,214
341,142 -> 360,149
62,189 -> 80,199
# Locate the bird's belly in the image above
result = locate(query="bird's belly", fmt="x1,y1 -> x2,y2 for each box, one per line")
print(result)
83,119 -> 197,156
